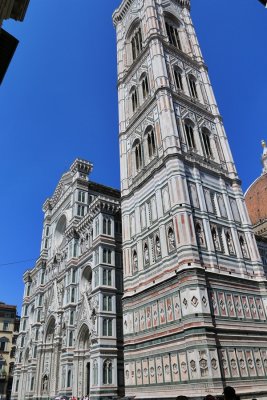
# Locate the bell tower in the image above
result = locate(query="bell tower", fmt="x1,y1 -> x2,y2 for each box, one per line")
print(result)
113,0 -> 267,398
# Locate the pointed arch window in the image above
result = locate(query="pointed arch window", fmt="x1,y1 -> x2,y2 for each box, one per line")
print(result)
131,86 -> 138,113
103,359 -> 112,384
165,21 -> 181,50
174,68 -> 183,91
202,128 -> 212,157
184,121 -> 196,150
146,127 -> 156,159
131,27 -> 143,61
141,74 -> 149,100
133,140 -> 143,172
188,75 -> 198,99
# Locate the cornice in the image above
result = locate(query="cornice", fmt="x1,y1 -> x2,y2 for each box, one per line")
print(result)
121,152 -> 240,202
113,0 -> 190,26
89,196 -> 121,217
113,0 -> 137,26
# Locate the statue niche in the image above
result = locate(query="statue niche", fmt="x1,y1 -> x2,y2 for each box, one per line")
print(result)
81,265 -> 92,294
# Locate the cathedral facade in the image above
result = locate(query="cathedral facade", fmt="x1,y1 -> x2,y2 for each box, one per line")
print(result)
113,0 -> 267,398
12,160 -> 124,400
12,0 -> 267,399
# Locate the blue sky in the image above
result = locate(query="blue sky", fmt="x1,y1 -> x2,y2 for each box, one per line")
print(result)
1,0 -> 267,313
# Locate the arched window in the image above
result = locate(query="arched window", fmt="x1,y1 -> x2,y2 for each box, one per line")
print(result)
131,86 -> 138,113
35,329 -> 39,341
133,140 -> 143,172
165,20 -> 181,50
131,27 -> 143,61
141,74 -> 149,100
103,360 -> 112,384
202,128 -> 212,157
146,127 -> 156,159
174,68 -> 183,91
184,121 -> 196,149
188,75 -> 198,99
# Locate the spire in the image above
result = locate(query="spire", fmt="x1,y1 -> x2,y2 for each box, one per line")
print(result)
261,139 -> 267,174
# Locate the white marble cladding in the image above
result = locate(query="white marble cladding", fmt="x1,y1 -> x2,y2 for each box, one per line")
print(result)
115,0 -> 267,398
12,161 -> 124,400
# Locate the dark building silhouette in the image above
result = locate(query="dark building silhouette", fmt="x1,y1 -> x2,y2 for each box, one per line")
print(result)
0,0 -> 30,84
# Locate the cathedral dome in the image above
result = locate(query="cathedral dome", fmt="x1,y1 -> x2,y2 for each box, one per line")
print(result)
245,140 -> 267,228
